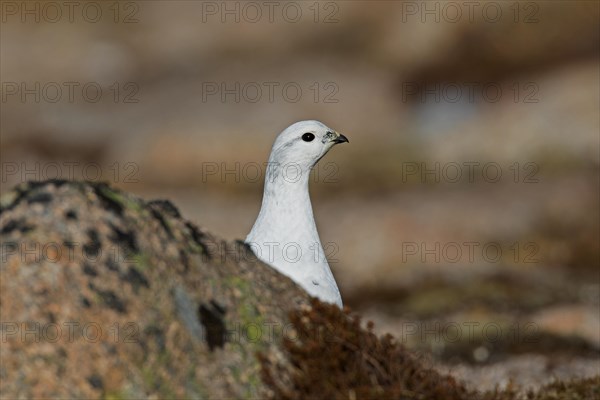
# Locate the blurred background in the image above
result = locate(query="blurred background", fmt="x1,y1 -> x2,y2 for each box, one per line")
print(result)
1,0 -> 598,392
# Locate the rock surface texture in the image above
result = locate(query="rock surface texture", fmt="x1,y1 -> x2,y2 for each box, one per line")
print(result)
1,180 -> 310,398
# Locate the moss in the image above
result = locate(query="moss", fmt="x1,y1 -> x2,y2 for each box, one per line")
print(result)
227,275 -> 247,289
95,183 -> 142,214
140,351 -> 177,398
527,376 -> 600,399
259,298 -> 471,400
0,190 -> 18,209
226,276 -> 268,344
246,369 -> 262,396
223,276 -> 269,355
222,276 -> 271,398
129,252 -> 152,271
240,303 -> 263,332
104,391 -> 128,400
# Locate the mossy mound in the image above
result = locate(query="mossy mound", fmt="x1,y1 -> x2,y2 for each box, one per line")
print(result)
259,298 -> 470,400
260,300 -> 599,400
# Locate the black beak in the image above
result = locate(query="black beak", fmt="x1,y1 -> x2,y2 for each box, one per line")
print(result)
333,134 -> 349,144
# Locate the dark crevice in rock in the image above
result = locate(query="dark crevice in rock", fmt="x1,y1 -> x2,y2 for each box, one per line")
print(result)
46,311 -> 57,323
27,192 -> 53,204
41,179 -> 68,188
88,282 -> 127,314
198,300 -> 227,351
105,258 -> 120,272
108,223 -> 139,254
185,221 -> 210,258
83,229 -> 101,258
92,183 -> 124,216
149,207 -> 174,238
1,218 -> 34,234
147,199 -> 181,218
178,249 -> 190,273
82,263 -> 98,277
87,374 -> 104,390
81,297 -> 91,308
123,266 -> 150,292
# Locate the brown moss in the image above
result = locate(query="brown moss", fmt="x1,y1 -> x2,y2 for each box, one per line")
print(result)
480,376 -> 600,400
526,376 -> 600,400
259,298 -> 471,400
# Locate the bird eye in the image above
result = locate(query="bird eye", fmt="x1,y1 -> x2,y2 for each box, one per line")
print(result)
302,133 -> 315,142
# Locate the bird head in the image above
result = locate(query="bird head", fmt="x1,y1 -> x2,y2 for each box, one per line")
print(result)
268,120 -> 348,172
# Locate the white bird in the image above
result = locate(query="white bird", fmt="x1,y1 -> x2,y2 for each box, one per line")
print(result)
246,120 -> 348,307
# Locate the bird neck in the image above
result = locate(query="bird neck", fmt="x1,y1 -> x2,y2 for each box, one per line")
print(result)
247,161 -> 319,243
261,162 -> 313,214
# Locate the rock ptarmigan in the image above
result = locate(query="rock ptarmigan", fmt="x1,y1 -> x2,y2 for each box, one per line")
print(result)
246,120 -> 348,307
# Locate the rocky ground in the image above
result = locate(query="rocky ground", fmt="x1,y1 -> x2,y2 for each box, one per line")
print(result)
1,180 -> 598,398
1,1 -> 598,397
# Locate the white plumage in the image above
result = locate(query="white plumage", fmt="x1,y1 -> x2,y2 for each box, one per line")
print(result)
246,120 -> 348,307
